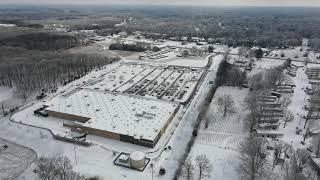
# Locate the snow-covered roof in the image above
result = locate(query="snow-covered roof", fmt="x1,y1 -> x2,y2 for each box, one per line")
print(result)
310,126 -> 320,134
312,158 -> 320,168
45,89 -> 179,141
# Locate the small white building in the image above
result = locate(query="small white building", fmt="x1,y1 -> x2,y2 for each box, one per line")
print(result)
118,32 -> 128,38
191,37 -> 200,42
208,38 -> 214,43
181,37 -> 188,41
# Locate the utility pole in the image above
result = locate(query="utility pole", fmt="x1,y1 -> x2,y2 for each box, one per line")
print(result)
150,163 -> 154,180
74,144 -> 78,165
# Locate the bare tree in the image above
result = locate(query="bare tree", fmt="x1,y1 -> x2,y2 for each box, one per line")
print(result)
283,110 -> 294,128
204,116 -> 210,129
35,157 -> 57,180
182,49 -> 190,58
54,156 -> 75,180
238,137 -> 267,180
294,149 -> 311,172
312,135 -> 320,158
217,95 -> 235,116
204,112 -> 216,129
283,148 -> 311,180
264,67 -> 284,89
244,92 -> 264,131
1,104 -> 5,115
304,109 -> 314,129
280,95 -> 292,108
195,155 -> 213,180
227,67 -> 246,87
238,46 -> 249,58
182,157 -> 195,180
283,157 -> 308,180
249,72 -> 265,90
244,111 -> 259,132
190,46 -> 198,55
34,156 -> 85,180
272,141 -> 290,169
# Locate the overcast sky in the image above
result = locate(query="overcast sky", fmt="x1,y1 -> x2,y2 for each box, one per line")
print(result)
0,0 -> 320,7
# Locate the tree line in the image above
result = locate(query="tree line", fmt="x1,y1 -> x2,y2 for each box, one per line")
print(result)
109,42 -> 147,52
0,46 -> 118,100
0,32 -> 86,51
215,51 -> 247,87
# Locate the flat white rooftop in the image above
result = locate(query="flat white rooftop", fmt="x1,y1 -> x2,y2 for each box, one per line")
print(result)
45,89 -> 179,141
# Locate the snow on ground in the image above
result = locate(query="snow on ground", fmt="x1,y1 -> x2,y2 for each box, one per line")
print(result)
159,58 -> 208,67
213,45 -> 228,54
266,48 -> 307,61
1,114 -> 161,180
254,58 -> 285,70
0,118 -> 123,180
0,138 -> 36,179
277,66 -> 309,148
0,24 -> 16,27
189,144 -> 241,180
248,58 -> 288,76
128,56 -> 209,68
229,47 -> 239,55
0,86 -> 13,103
125,49 -> 209,68
0,53 -> 223,179
184,86 -> 249,180
309,51 -> 320,63
0,86 -> 27,113
152,54 -> 224,180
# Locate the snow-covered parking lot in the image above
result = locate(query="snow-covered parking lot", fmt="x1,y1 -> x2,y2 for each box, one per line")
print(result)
0,137 -> 36,179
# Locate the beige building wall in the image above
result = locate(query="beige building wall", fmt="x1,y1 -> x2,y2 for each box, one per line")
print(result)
81,126 -> 121,140
47,110 -> 90,123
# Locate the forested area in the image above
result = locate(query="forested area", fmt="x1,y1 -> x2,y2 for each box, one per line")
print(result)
309,38 -> 320,51
2,6 -> 320,48
109,42 -> 147,52
0,32 -> 86,51
0,46 -> 118,99
97,7 -> 320,48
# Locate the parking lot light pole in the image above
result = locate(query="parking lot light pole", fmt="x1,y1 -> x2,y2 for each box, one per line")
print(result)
150,163 -> 154,180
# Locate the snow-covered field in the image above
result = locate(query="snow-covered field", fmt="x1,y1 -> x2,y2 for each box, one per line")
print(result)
254,58 -> 285,69
189,144 -> 241,180
185,86 -> 249,180
266,48 -> 308,61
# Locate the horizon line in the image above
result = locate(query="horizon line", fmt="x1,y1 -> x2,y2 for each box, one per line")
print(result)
0,3 -> 320,8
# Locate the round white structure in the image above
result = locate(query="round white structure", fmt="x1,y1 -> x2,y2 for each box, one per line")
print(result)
130,151 -> 146,169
